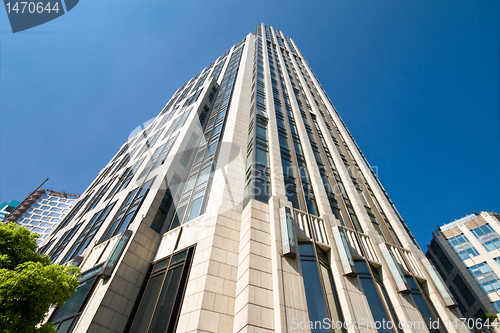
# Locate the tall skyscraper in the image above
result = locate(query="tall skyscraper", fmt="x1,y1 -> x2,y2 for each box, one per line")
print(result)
11,189 -> 79,244
3,179 -> 80,244
427,211 -> 500,320
40,24 -> 471,333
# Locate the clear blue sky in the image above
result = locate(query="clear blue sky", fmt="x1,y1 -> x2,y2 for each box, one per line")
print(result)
0,0 -> 498,249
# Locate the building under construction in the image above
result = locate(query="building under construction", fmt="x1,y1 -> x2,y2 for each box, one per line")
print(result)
4,179 -> 80,244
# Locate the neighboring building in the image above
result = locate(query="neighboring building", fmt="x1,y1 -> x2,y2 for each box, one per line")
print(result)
0,200 -> 19,221
427,211 -> 500,320
40,24 -> 469,333
4,180 -> 80,244
13,190 -> 79,244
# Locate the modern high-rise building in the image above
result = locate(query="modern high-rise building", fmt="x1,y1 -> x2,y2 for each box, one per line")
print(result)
427,211 -> 500,320
4,181 -> 80,244
0,200 -> 19,221
39,24 -> 472,333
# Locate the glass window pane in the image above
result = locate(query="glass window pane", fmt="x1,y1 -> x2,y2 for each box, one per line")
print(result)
306,197 -> 319,217
170,205 -> 186,230
285,189 -> 299,209
358,277 -> 392,333
52,276 -> 97,323
253,178 -> 269,202
282,159 -> 294,177
116,213 -> 134,235
196,166 -> 211,186
212,124 -> 222,136
492,300 -> 500,313
170,250 -> 188,266
255,148 -> 268,166
320,265 -> 342,332
301,260 -> 331,332
217,111 -> 226,120
187,197 -> 204,221
354,260 -> 370,274
299,243 -> 315,256
406,276 -> 419,290
206,116 -> 215,127
130,274 -> 165,333
153,258 -> 170,273
148,265 -> 184,333
193,149 -> 205,164
294,141 -> 303,155
55,317 -> 75,333
276,117 -> 285,129
256,125 -> 267,139
207,142 -> 218,156
184,175 -> 197,192
411,292 -> 440,333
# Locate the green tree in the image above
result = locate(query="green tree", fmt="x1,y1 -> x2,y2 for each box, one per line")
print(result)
0,222 -> 80,333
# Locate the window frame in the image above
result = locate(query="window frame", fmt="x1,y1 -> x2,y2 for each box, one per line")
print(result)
128,246 -> 196,333
49,264 -> 103,332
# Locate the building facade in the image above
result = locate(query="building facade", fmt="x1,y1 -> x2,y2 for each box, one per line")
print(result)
0,200 -> 19,221
5,188 -> 79,244
40,24 -> 471,333
427,211 -> 500,320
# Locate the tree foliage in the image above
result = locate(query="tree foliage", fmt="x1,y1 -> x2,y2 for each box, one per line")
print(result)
0,223 -> 80,333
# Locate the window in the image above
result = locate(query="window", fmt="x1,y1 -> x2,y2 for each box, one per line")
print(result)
135,128 -> 165,160
51,194 -> 91,235
299,243 -> 344,333
38,239 -> 55,255
150,176 -> 181,233
428,239 -> 454,273
108,158 -> 145,200
244,44 -> 270,207
62,202 -> 116,263
406,277 -> 441,333
354,260 -> 397,333
49,222 -> 83,261
471,224 -> 500,252
179,134 -> 198,167
50,265 -> 102,333
140,135 -> 178,178
195,166 -> 211,186
492,300 -> 500,313
100,178 -> 154,243
448,283 -> 467,316
468,262 -> 500,294
82,176 -> 118,213
447,234 -> 479,260
207,141 -> 217,156
192,149 -> 205,165
452,274 -> 476,307
208,87 -> 217,103
255,148 -> 268,166
129,247 -> 195,333
256,125 -> 267,139
184,174 -> 197,192
186,196 -> 204,221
